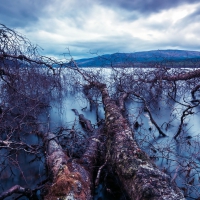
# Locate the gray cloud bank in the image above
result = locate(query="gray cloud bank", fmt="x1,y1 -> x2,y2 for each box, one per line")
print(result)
99,0 -> 199,14
1,0 -> 200,59
1,0 -> 199,27
0,0 -> 49,27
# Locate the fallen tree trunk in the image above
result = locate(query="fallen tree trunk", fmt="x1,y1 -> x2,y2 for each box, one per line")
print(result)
161,69 -> 200,81
40,127 -> 102,200
40,132 -> 92,199
89,81 -> 185,200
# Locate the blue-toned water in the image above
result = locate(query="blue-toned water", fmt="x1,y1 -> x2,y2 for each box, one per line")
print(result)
1,67 -> 200,199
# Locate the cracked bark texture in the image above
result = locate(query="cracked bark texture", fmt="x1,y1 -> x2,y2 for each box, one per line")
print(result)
90,81 -> 185,200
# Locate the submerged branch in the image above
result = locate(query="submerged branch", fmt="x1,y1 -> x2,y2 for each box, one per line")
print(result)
191,84 -> 200,99
72,109 -> 94,132
132,92 -> 167,137
118,92 -> 129,112
0,185 -> 37,200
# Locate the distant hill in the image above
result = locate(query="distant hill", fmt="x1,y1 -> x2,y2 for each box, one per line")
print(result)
75,50 -> 200,68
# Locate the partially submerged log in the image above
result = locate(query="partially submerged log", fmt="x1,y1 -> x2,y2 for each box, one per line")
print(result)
42,132 -> 92,199
72,109 -> 94,132
88,81 -> 185,200
40,129 -> 101,200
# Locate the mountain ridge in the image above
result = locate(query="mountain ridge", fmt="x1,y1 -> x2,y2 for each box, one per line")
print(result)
75,49 -> 200,67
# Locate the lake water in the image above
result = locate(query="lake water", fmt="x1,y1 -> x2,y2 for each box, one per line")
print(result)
50,67 -> 200,199
1,67 -> 200,199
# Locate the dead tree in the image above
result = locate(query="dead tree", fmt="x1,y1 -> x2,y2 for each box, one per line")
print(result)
3,24 -> 200,199
0,24 -> 62,199
38,110 -> 103,199
68,60 -> 185,198
84,81 -> 185,200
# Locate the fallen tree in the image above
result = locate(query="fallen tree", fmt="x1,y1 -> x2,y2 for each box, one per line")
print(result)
3,24 -> 200,199
82,80 -> 185,199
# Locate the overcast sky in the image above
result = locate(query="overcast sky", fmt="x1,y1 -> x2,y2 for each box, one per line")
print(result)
1,0 -> 200,59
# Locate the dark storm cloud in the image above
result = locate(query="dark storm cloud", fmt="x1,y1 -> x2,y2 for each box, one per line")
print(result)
1,0 -> 200,58
1,0 -> 199,30
99,0 -> 199,14
0,0 -> 52,27
0,0 -> 96,29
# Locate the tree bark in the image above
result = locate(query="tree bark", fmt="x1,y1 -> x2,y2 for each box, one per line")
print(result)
40,129 -> 101,200
89,81 -> 185,200
161,69 -> 200,81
